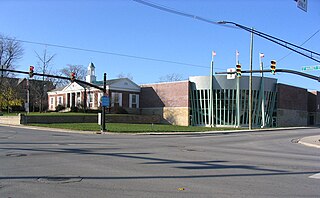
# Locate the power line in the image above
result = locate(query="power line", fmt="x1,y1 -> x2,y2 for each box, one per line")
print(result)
277,29 -> 320,62
134,0 -> 320,64
4,38 -> 210,69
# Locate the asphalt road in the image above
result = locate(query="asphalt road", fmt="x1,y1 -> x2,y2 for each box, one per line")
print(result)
0,126 -> 319,198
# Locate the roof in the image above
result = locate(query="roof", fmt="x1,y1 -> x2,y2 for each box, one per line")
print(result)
48,78 -> 140,92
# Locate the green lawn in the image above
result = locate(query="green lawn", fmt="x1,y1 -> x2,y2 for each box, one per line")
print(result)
28,123 -> 240,133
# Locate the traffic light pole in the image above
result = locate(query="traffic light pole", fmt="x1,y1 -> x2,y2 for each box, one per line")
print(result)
0,68 -> 105,91
216,69 -> 320,82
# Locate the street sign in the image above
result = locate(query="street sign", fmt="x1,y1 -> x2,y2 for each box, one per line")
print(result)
101,96 -> 110,107
301,65 -> 320,71
227,68 -> 236,79
296,0 -> 307,12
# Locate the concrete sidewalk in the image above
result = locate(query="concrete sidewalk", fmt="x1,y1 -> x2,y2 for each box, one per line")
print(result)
299,135 -> 320,149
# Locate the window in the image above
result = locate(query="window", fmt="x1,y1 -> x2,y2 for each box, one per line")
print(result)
111,92 -> 122,107
129,94 -> 139,108
50,97 -> 55,110
98,92 -> 103,107
57,96 -> 63,105
89,93 -> 94,108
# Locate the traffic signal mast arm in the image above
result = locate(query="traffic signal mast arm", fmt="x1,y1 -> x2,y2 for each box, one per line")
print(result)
215,69 -> 320,82
0,68 -> 105,91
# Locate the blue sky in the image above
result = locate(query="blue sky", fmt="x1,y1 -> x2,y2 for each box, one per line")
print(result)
1,0 -> 320,90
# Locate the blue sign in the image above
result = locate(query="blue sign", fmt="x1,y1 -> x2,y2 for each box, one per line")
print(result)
101,96 -> 110,107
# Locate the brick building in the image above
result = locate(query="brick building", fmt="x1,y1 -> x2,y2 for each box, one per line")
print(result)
47,63 -> 320,128
0,77 -> 54,112
140,76 -> 320,128
47,63 -> 140,112
140,81 -> 190,126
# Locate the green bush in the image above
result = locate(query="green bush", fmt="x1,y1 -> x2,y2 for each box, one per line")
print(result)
55,105 -> 65,112
70,106 -> 78,112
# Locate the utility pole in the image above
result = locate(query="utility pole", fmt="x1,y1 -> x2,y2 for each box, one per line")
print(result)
209,51 -> 216,127
236,50 -> 240,128
260,53 -> 265,128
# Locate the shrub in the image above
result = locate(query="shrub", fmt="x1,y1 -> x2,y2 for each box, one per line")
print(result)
55,104 -> 65,112
111,106 -> 128,114
70,106 -> 78,112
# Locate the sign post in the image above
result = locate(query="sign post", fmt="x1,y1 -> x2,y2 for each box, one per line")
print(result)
99,73 -> 107,133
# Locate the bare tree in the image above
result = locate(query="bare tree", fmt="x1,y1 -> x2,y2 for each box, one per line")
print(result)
158,73 -> 184,82
117,72 -> 133,80
0,34 -> 23,77
34,48 -> 56,112
58,64 -> 86,87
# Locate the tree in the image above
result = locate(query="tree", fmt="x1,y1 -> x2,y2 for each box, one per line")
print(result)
0,34 -> 23,112
34,48 -> 56,112
57,64 -> 86,87
0,34 -> 23,77
158,73 -> 184,82
117,72 -> 133,80
0,79 -> 23,113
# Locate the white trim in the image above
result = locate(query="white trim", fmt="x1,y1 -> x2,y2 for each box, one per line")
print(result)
129,94 -> 139,108
50,97 -> 55,110
111,92 -> 122,107
98,92 -> 103,107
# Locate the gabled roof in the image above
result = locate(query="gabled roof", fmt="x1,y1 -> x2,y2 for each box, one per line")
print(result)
48,78 -> 141,93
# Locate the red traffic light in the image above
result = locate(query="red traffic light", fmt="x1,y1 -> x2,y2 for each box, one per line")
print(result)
29,65 -> 34,78
70,72 -> 76,82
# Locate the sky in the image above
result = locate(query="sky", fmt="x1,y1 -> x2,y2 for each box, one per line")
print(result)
1,0 -> 320,90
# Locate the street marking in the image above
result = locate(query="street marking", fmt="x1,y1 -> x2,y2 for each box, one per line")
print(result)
309,173 -> 320,179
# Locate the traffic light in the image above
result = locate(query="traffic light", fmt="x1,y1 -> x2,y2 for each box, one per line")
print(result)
70,72 -> 76,82
236,64 -> 241,77
270,60 -> 276,75
29,65 -> 34,78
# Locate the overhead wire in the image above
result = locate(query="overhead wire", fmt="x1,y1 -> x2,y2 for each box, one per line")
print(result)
277,29 -> 320,62
134,0 -> 320,64
4,38 -> 210,69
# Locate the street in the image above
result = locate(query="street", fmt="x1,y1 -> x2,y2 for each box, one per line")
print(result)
0,126 -> 319,198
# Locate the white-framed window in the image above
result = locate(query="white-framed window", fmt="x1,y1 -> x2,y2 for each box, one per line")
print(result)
88,93 -> 94,108
57,96 -> 63,105
111,92 -> 122,107
129,94 -> 139,108
77,92 -> 81,105
98,92 -> 103,107
50,97 -> 55,110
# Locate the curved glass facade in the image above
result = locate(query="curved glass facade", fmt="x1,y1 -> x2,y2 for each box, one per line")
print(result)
189,75 -> 277,127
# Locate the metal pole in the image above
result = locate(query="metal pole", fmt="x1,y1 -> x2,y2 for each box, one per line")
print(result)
236,51 -> 240,128
27,78 -> 30,113
249,28 -> 254,130
101,73 -> 107,132
209,51 -> 216,127
260,54 -> 265,128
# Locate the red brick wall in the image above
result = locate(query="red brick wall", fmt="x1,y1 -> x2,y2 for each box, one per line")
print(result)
140,81 -> 189,108
277,84 -> 307,111
308,92 -> 317,112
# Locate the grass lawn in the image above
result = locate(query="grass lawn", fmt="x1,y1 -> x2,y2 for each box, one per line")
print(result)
28,123 -> 240,133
